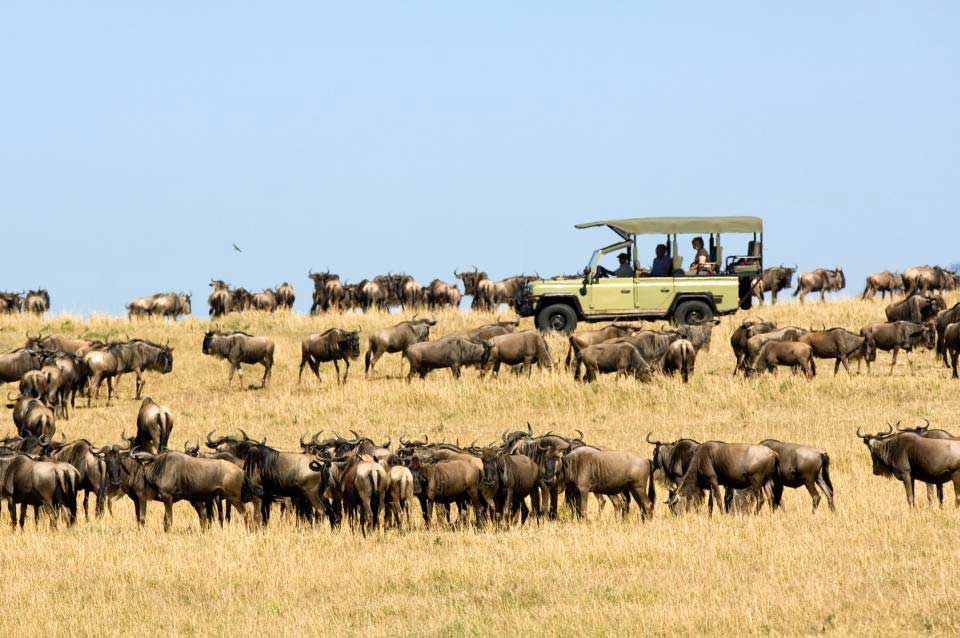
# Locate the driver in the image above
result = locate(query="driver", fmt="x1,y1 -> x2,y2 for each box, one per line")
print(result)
596,253 -> 634,278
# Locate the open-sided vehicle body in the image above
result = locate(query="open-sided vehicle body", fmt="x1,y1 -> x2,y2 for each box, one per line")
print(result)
516,216 -> 763,332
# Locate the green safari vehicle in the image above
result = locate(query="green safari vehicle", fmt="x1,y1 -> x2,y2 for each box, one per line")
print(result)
515,216 -> 764,333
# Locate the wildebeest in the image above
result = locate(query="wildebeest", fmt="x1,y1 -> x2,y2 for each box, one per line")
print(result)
481,331 -> 552,378
23,289 -> 50,314
748,341 -> 816,378
561,447 -> 655,521
231,287 -> 253,312
894,419 -> 958,506
128,292 -> 191,319
730,319 -> 777,376
43,437 -> 108,520
572,342 -> 653,383
202,331 -> 275,388
0,348 -> 43,384
673,320 -> 719,353
934,304 -> 960,367
946,322 -> 960,379
798,328 -> 877,375
82,339 -> 173,404
461,317 -> 521,342
0,291 -> 23,313
308,271 -> 348,313
407,456 -> 483,527
238,439 -> 331,526
298,328 -> 361,385
208,280 -> 232,317
861,271 -> 904,300
24,333 -> 102,357
364,315 -> 436,377
859,321 -> 936,374
661,338 -> 695,382
903,265 -> 960,295
251,289 -> 278,313
8,396 -> 56,438
39,351 -> 88,415
885,293 -> 945,324
474,275 -> 537,311
564,323 -> 637,369
480,448 -> 541,524
793,268 -> 846,303
424,279 -> 462,310
454,267 -> 489,306
135,397 -> 173,454
857,424 -> 960,507
668,441 -> 780,514
0,451 -> 79,529
744,326 -> 807,367
646,434 -> 701,492
402,336 -> 490,381
758,439 -> 834,512
275,282 -> 295,310
596,330 -> 680,377
315,453 -> 387,534
381,455 -> 415,529
751,266 -> 796,305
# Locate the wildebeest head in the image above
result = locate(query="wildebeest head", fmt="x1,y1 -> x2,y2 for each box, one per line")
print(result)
857,423 -> 900,476
179,293 -> 192,315
94,438 -> 132,488
537,442 -> 564,487
453,267 -> 487,296
339,330 -> 362,359
480,448 -> 501,488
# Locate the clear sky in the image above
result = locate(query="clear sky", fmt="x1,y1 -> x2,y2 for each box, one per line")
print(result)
2,3 -> 958,314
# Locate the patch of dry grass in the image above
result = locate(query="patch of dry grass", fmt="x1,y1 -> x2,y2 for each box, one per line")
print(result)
1,296 -> 958,637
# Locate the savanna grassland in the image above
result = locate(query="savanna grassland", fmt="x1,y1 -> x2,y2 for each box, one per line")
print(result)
1,296 -> 959,637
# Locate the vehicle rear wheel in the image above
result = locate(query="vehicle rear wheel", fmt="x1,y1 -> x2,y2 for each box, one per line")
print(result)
674,300 -> 714,326
536,304 -> 578,334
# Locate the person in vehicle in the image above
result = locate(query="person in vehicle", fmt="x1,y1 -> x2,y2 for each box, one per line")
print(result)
597,252 -> 634,278
688,236 -> 713,274
650,244 -> 672,276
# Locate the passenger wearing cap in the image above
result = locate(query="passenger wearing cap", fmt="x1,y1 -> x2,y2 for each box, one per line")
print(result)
597,253 -> 634,278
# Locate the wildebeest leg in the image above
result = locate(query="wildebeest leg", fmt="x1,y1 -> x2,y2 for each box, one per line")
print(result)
192,501 -> 209,531
332,360 -> 341,385
261,362 -> 271,388
450,363 -> 462,379
814,474 -> 834,512
134,370 -> 144,400
105,376 -> 115,405
82,491 -> 90,522
905,350 -> 914,374
43,502 -> 58,530
7,497 -> 17,530
162,499 -> 174,532
342,358 -> 350,384
901,475 -> 915,507
518,498 -> 529,525
889,349 -> 899,375
802,482 -> 821,513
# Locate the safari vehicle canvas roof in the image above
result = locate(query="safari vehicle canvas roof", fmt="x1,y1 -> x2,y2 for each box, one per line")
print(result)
575,216 -> 763,236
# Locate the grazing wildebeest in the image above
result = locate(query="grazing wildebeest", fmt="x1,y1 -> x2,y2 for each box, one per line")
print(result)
859,321 -> 936,374
481,331 -> 552,378
461,317 -> 521,341
798,328 -> 877,375
858,424 -> 960,508
8,396 -> 56,439
946,322 -> 960,379
793,268 -> 845,303
0,348 -> 43,384
25,333 -> 102,357
364,315 -> 436,377
135,397 -> 173,454
42,438 -> 107,520
564,323 -> 637,369
758,439 -> 834,512
83,340 -> 173,404
298,328 -> 361,385
424,279 -> 462,310
407,456 -> 483,527
202,331 -> 275,388
862,271 -> 904,300
730,319 -> 779,376
0,452 -> 79,529
903,265 -> 960,295
23,289 -> 50,314
560,446 -> 655,521
572,342 -> 653,383
751,266 -> 796,305
275,282 -> 295,310
934,304 -> 960,367
748,341 -> 816,378
402,336 -> 490,381
208,280 -> 232,317
885,293 -> 945,324
661,338 -> 696,382
668,441 -> 780,514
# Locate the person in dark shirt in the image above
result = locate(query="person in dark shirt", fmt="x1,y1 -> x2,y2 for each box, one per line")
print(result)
650,244 -> 672,276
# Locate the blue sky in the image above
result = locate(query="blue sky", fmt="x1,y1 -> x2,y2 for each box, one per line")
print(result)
2,3 -> 957,314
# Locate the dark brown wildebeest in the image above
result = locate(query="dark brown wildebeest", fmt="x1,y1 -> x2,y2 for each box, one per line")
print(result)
0,348 -> 44,384
793,267 -> 845,303
885,293 -> 945,324
454,267 -> 489,303
933,303 -> 960,367
461,317 -> 521,341
748,341 -> 816,378
508,432 -> 585,520
668,441 -> 780,514
364,315 -> 436,377
424,279 -> 462,310
758,439 -> 834,512
25,333 -> 102,357
353,278 -> 388,312
275,283 -> 295,310
646,433 -> 701,493
560,446 -> 655,521
730,319 -> 778,376
202,331 -> 275,388
673,320 -> 719,353
0,291 -> 23,313
798,328 -> 877,375
83,339 -> 173,403
308,270 -> 332,313
407,456 -> 483,527
744,326 -> 807,366
946,322 -> 960,379
564,323 -> 637,369
859,321 -> 935,374
135,397 -> 173,454
394,275 -> 423,309
251,289 -> 278,312
236,439 -> 332,526
208,280 -> 232,317
572,342 -> 653,383
23,289 -> 50,314
661,338 -> 695,382
402,336 -> 490,381
298,328 -> 362,385
479,448 -> 541,524
17,369 -> 50,401
481,331 -> 552,378
894,419 -> 959,506
0,451 -> 79,529
857,424 -> 960,508
8,396 -> 55,439
231,287 -> 253,312
862,271 -> 904,300
903,265 -> 960,295
751,266 -> 796,305
42,437 -> 108,521
127,294 -> 158,318
605,330 -> 682,366
38,352 -> 88,416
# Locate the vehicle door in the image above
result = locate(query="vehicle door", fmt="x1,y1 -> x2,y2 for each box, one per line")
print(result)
584,242 -> 636,314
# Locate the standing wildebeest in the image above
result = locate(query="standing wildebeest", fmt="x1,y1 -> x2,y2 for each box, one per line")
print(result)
8,396 -> 55,439
798,328 -> 877,375
661,338 -> 696,382
481,331 -> 552,378
793,267 -> 845,303
308,271 -> 347,313
208,280 -> 232,317
903,265 -> 960,295
934,303 -> 960,367
751,266 -> 796,305
23,289 -> 50,314
673,320 -> 719,353
135,397 -> 173,453
454,267 -> 489,307
364,315 -> 436,377
858,425 -> 960,508
748,341 -> 816,378
744,327 -> 806,366
0,348 -> 43,384
42,438 -> 108,520
251,289 -> 278,312
859,321 -> 935,374
315,453 -> 387,535
275,282 -> 295,310
298,328 -> 361,385
572,342 -> 653,383
0,452 -> 79,529
885,293 -> 945,324
402,336 -> 490,381
560,446 -> 656,521
24,333 -> 102,357
759,439 -> 834,512
83,339 -> 173,403
894,420 -> 959,506
669,441 -> 780,514
424,279 -> 462,310
480,448 -> 541,524
862,271 -> 904,300
564,323 -> 637,369
407,456 -> 483,527
945,322 -> 960,379
152,292 -> 191,318
731,319 -> 778,376
0,292 -> 23,313
202,331 -> 275,388
380,455 -> 415,529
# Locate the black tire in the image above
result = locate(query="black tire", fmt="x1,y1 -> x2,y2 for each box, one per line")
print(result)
674,300 -> 714,326
536,304 -> 578,334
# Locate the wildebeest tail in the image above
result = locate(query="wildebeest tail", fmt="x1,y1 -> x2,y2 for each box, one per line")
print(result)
770,456 -> 784,509
364,342 -> 375,374
647,467 -> 656,505
681,346 -> 690,383
820,453 -> 833,494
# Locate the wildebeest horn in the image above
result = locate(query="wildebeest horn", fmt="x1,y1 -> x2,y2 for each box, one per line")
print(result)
573,429 -> 584,441
526,422 -> 533,436
381,435 -> 392,449
349,429 -> 361,441
400,435 -> 409,445
501,430 -> 508,442
856,426 -> 867,439
300,432 -> 309,448
239,429 -> 254,442
118,436 -> 132,451
646,432 -> 662,445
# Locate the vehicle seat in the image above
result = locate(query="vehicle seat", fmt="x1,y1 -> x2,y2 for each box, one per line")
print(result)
672,255 -> 683,272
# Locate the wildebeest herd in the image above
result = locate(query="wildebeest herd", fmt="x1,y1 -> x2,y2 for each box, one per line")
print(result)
0,290 -> 50,315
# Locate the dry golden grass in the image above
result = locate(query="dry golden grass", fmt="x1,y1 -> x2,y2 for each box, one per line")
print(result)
1,297 -> 959,637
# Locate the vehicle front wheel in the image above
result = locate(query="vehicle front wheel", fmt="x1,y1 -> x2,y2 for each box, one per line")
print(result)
536,304 -> 578,334
673,300 -> 714,326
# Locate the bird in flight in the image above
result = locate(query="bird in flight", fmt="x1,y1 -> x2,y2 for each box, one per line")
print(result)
232,244 -> 242,253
